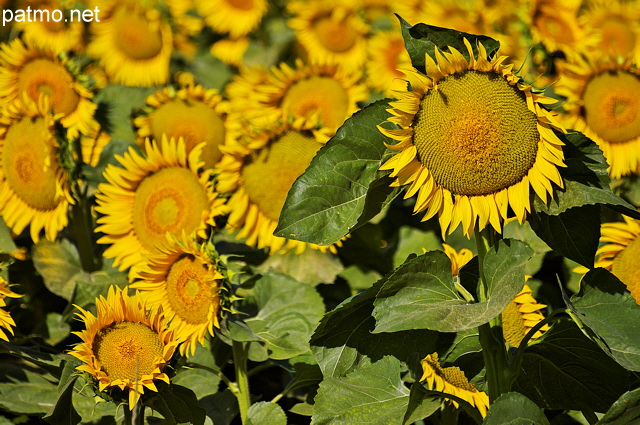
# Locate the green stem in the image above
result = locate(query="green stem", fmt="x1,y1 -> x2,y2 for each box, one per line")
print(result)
71,190 -> 101,272
233,340 -> 251,424
475,228 -> 509,402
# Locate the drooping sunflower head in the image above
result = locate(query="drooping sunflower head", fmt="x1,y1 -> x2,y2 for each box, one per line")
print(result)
0,277 -> 22,342
0,38 -> 98,138
556,56 -> 640,179
134,73 -> 229,169
420,352 -> 489,417
501,280 -> 549,347
366,30 -> 413,96
0,98 -> 75,242
287,0 -> 370,74
69,285 -> 178,409
195,0 -> 268,38
86,1 -> 173,86
592,216 -> 640,304
14,2 -> 85,55
216,121 -> 339,254
130,235 -> 225,356
95,136 -> 226,273
379,40 -> 566,238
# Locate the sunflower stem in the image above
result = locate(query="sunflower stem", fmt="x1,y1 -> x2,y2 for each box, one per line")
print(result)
475,227 -> 509,403
71,188 -> 101,272
232,340 -> 251,424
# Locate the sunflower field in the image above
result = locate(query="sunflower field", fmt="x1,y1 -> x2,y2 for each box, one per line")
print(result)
2,0 -> 640,424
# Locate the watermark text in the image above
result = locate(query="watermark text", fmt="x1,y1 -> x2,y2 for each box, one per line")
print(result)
2,6 -> 100,26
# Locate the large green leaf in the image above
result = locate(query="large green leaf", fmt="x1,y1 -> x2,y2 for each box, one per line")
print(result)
275,100 -> 401,245
0,371 -> 58,414
398,15 -> 500,73
312,356 -> 414,425
567,268 -> 640,371
310,272 -> 438,378
245,272 -> 325,360
513,319 -> 628,412
257,247 -> 344,286
148,384 -> 206,425
43,376 -> 81,425
484,393 -> 549,425
246,402 -> 287,425
597,389 -> 640,425
533,131 -> 640,218
372,239 -> 532,333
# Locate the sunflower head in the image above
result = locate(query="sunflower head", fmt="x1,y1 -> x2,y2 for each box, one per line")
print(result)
130,234 -> 226,356
420,352 -> 489,417
195,0 -> 268,38
379,39 -> 566,238
0,277 -> 22,341
69,286 -> 179,409
501,281 -> 549,347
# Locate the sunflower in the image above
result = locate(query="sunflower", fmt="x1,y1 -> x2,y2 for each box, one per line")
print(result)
555,56 -> 640,179
86,1 -> 173,87
379,40 -> 566,237
210,37 -> 250,67
591,216 -> 640,304
133,74 -> 229,169
420,352 -> 490,417
580,0 -> 640,62
14,3 -> 85,55
287,1 -> 369,74
195,0 -> 268,38
69,286 -> 178,409
366,30 -> 413,96
0,38 -> 98,139
442,243 -> 473,277
501,281 -> 549,347
0,99 -> 74,242
229,59 -> 368,142
130,235 -> 223,356
95,137 -> 226,272
528,0 -> 590,59
0,277 -> 21,342
216,122 -> 338,254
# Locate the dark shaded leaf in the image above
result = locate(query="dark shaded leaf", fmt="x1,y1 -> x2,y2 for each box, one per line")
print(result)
372,239 -> 532,332
275,100 -> 401,245
484,392 -> 549,425
200,390 -> 238,425
567,268 -> 640,371
597,389 -> 640,425
43,376 -> 81,425
513,319 -> 628,412
403,383 -> 441,425
398,15 -> 500,73
149,384 -> 206,425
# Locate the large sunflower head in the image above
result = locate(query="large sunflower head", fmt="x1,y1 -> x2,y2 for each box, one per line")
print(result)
95,136 -> 226,273
420,352 -> 489,418
592,216 -> 640,304
216,121 -> 339,254
130,235 -> 224,356
287,0 -> 370,74
556,56 -> 640,179
0,38 -> 98,138
86,1 -> 173,87
0,99 -> 74,242
69,285 -> 178,409
14,2 -> 85,55
0,277 -> 22,342
378,40 -> 566,238
229,59 -> 368,142
195,0 -> 268,38
133,73 -> 229,169
501,280 -> 549,347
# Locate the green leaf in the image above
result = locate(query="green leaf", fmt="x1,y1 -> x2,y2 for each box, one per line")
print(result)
398,15 -> 500,73
172,368 -> 220,400
484,392 -> 549,425
312,356 -> 412,425
0,217 -> 17,255
45,312 -> 72,346
0,372 -> 58,414
597,389 -> 640,425
310,273 -> 437,378
275,99 -> 401,245
245,273 -> 325,360
257,248 -> 344,286
43,376 -> 81,425
149,384 -> 206,425
567,268 -> 640,371
513,319 -> 628,412
246,402 -> 287,425
32,239 -> 84,301
392,226 -> 441,269
403,383 -> 441,425
528,205 -> 600,268
372,239 -> 532,333
533,131 -> 640,219
199,390 -> 238,425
